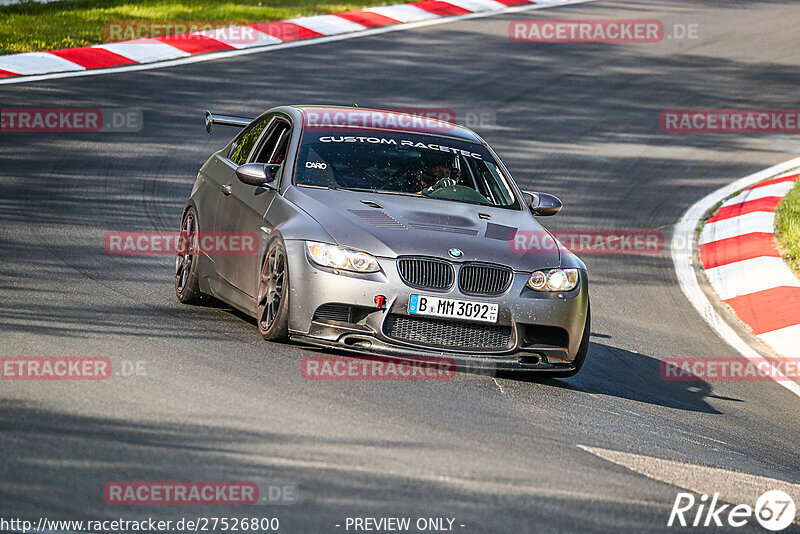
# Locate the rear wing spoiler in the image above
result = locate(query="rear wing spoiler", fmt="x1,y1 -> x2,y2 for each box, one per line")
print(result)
205,110 -> 253,135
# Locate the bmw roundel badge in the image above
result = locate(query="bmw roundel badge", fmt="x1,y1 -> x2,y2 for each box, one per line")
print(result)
448,248 -> 464,258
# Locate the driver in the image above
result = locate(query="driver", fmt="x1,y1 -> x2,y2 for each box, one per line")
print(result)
418,162 -> 459,194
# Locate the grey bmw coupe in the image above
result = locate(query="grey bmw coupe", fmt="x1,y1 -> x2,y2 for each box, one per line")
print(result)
176,106 -> 589,376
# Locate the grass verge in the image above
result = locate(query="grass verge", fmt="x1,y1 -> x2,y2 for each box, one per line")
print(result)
0,0 -> 389,55
775,179 -> 800,276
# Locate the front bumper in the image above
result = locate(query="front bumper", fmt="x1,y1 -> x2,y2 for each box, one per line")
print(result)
284,240 -> 589,370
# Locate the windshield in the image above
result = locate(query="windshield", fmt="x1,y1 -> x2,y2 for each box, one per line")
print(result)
294,130 -> 520,209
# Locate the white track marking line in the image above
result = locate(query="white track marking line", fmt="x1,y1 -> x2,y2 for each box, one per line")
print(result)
0,0 -> 596,85
0,52 -> 85,75
220,450 -> 664,507
672,156 -> 800,399
704,257 -> 800,300
286,15 -> 367,35
699,211 -> 775,245
720,181 -> 795,207
579,445 -> 800,521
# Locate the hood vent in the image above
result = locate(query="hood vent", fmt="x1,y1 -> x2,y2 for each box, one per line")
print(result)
360,200 -> 383,209
348,209 -> 407,230
409,223 -> 478,236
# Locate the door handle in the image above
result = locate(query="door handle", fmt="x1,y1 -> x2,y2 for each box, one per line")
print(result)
221,184 -> 232,196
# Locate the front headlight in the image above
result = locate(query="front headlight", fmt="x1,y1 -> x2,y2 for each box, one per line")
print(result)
306,241 -> 380,273
527,268 -> 578,291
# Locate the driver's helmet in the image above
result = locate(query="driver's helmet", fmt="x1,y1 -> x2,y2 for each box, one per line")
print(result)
419,157 -> 459,188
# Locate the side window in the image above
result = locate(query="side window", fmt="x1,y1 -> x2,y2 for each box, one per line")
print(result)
228,117 -> 271,165
252,121 -> 291,165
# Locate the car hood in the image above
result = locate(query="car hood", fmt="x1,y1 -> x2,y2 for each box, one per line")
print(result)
285,187 -> 579,272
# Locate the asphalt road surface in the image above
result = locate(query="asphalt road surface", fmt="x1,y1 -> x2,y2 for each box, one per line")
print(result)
2,1 -> 800,532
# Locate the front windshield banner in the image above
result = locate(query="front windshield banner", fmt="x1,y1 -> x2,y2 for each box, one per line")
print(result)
295,130 -> 520,209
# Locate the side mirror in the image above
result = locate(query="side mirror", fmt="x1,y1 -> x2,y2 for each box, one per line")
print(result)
235,163 -> 281,188
523,191 -> 562,216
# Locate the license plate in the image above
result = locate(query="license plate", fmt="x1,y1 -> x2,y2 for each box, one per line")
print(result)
408,294 -> 498,323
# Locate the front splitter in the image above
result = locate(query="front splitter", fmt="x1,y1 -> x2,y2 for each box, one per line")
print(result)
289,334 -> 575,374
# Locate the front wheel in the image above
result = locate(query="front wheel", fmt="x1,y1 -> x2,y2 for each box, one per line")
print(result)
175,208 -> 203,304
257,239 -> 290,340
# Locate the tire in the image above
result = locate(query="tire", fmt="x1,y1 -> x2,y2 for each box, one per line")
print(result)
549,301 -> 591,379
257,238 -> 290,340
175,207 -> 204,304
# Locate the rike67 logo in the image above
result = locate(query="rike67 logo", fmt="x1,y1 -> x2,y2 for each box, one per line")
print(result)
669,490 -> 796,531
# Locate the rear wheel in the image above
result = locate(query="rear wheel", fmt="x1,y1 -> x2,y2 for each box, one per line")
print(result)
549,301 -> 591,378
175,208 -> 203,304
257,239 -> 289,340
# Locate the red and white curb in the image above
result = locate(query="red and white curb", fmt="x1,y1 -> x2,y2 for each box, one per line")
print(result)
0,0 -> 593,85
698,172 -> 799,356
673,156 -> 800,398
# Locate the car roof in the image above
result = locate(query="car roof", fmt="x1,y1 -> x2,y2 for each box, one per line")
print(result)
289,105 -> 484,143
